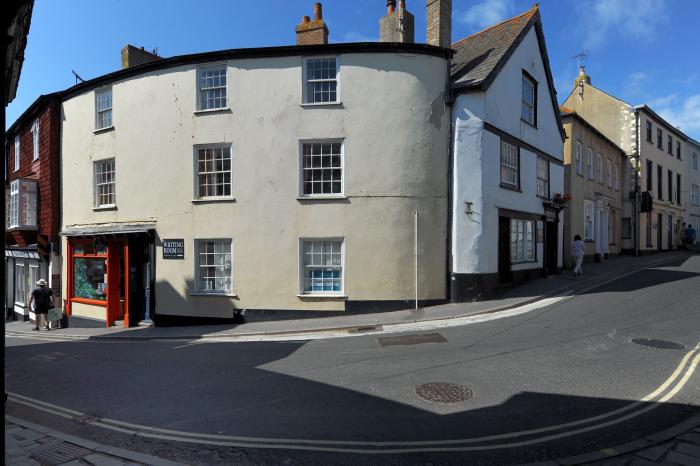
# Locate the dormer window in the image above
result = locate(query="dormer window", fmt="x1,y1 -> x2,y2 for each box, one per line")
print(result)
521,72 -> 537,126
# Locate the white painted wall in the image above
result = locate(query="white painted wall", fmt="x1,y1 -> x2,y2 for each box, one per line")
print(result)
61,52 -> 450,317
686,139 -> 700,227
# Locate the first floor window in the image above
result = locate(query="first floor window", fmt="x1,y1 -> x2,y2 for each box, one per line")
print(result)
304,57 -> 338,104
301,141 -> 343,196
301,239 -> 343,294
597,153 -> 603,183
622,218 -> 631,239
74,258 -> 107,301
691,184 -> 699,205
510,219 -> 535,263
196,240 -> 232,294
500,140 -> 519,189
614,162 -> 620,190
15,262 -> 26,304
693,152 -> 698,170
587,148 -> 594,180
584,200 -> 595,241
8,180 -> 19,228
536,157 -> 549,197
14,135 -> 20,171
575,141 -> 583,176
95,88 -> 113,129
607,159 -> 613,187
32,119 -> 39,161
198,65 -> 227,110
196,145 -> 232,198
94,159 -> 116,207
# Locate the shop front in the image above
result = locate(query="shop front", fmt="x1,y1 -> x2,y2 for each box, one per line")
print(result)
5,248 -> 47,321
62,224 -> 155,327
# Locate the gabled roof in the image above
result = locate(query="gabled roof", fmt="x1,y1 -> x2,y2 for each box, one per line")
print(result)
450,5 -> 565,141
560,107 -> 625,157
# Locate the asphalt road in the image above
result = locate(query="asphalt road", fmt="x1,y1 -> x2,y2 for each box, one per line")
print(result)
6,255 -> 700,465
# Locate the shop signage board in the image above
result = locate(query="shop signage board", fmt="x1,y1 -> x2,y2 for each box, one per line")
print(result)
163,239 -> 184,259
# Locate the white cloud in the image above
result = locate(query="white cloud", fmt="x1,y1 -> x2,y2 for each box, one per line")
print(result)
656,94 -> 700,133
628,72 -> 648,83
458,0 -> 513,30
341,31 -> 376,43
581,0 -> 668,49
648,93 -> 677,109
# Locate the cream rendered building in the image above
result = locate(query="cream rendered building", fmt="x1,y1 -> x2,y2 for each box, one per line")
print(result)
561,110 -> 624,266
685,138 -> 700,232
564,69 -> 686,254
60,43 -> 452,325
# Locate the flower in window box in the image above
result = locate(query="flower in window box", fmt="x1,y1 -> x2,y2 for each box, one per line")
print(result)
552,193 -> 571,203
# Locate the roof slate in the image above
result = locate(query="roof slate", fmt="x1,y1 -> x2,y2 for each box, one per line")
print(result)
450,7 -> 537,88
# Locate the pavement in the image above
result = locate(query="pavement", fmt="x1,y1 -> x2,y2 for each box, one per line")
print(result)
6,249 -> 700,466
4,250 -> 693,343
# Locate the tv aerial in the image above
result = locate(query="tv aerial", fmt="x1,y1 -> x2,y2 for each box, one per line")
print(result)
571,50 -> 589,68
71,70 -> 85,84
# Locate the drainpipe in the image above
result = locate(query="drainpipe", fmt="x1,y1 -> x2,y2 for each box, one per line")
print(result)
634,109 -> 640,257
445,55 -> 454,302
415,210 -> 419,310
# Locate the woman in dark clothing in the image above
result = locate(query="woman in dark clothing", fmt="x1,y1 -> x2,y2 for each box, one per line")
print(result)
28,278 -> 54,331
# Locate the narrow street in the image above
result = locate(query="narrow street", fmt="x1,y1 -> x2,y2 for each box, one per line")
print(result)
6,254 -> 700,465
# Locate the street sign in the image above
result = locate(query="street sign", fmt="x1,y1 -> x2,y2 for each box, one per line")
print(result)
162,239 -> 184,259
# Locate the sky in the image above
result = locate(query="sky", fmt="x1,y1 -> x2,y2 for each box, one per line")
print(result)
7,0 -> 700,140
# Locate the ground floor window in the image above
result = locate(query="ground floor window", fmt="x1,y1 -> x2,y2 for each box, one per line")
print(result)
510,219 -> 535,263
584,200 -> 595,241
195,239 -> 232,294
301,239 -> 343,294
74,258 -> 107,300
15,262 -> 26,304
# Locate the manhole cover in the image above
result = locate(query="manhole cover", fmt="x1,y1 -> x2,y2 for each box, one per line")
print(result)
30,441 -> 91,466
632,338 -> 685,350
416,382 -> 473,403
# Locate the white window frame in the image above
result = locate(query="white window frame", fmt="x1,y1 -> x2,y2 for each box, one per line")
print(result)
14,135 -> 20,171
197,63 -> 228,111
584,199 -> 595,241
607,158 -> 613,188
299,139 -> 344,198
194,239 -> 233,295
597,153 -> 604,184
500,140 -> 519,190
302,56 -> 340,105
32,119 -> 39,161
575,140 -> 583,176
693,152 -> 698,170
193,143 -> 233,200
299,238 -> 345,296
510,219 -> 536,263
691,184 -> 699,206
536,157 -> 549,198
587,148 -> 594,180
93,158 -> 116,208
8,180 -> 19,228
15,261 -> 27,305
95,87 -> 113,130
521,73 -> 536,126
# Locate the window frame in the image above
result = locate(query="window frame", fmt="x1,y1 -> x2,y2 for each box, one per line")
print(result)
668,135 -> 673,155
676,141 -> 681,160
298,139 -> 345,198
31,119 -> 39,161
194,238 -> 234,295
668,170 -> 673,204
302,56 -> 340,105
15,261 -> 27,305
646,159 -> 653,191
298,238 -> 345,296
622,218 -> 632,239
606,158 -> 613,188
646,120 -> 652,143
536,156 -> 549,198
499,139 -> 520,191
93,158 -> 116,208
8,180 -> 19,229
584,199 -> 595,241
693,152 -> 698,170
657,128 -> 663,149
95,87 -> 113,130
521,71 -> 537,127
196,63 -> 228,111
14,135 -> 20,171
587,147 -> 594,180
193,143 -> 234,200
510,218 -> 536,264
691,184 -> 699,206
677,173 -> 681,206
597,153 -> 604,184
657,164 -> 663,200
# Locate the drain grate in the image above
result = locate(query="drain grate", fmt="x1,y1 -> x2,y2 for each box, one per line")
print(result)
378,333 -> 447,347
416,382 -> 473,403
30,441 -> 91,466
349,325 -> 382,334
632,338 -> 685,350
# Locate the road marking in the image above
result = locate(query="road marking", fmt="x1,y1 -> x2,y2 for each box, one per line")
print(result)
7,341 -> 699,453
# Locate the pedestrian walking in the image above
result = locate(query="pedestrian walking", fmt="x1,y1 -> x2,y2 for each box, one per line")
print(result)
572,234 -> 585,275
28,279 -> 54,331
685,224 -> 697,250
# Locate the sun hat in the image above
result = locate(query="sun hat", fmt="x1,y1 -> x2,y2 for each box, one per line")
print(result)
37,279 -> 47,286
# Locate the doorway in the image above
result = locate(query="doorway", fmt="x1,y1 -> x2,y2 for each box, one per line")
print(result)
545,221 -> 558,274
657,213 -> 663,251
126,234 -> 154,325
498,216 -> 512,283
668,215 -> 673,249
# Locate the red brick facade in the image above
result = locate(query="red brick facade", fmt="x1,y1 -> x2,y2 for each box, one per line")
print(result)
5,95 -> 61,248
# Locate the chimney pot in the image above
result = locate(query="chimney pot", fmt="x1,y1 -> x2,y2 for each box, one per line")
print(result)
387,0 -> 396,14
314,2 -> 322,20
399,0 -> 405,9
302,15 -> 310,24
296,3 -> 329,45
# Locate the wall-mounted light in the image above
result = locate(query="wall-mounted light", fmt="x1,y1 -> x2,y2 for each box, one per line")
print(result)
465,201 -> 474,215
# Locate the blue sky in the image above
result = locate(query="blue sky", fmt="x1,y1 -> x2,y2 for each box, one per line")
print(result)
7,0 -> 700,140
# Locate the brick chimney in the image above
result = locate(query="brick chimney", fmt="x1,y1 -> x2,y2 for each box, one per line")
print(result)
380,0 -> 415,43
426,0 -> 451,48
295,3 -> 329,46
121,44 -> 162,69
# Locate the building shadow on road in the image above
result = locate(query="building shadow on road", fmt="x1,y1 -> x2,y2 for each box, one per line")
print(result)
5,336 -> 700,466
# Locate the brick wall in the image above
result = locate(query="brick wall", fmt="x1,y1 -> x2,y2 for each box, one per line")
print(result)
426,0 -> 451,48
295,21 -> 328,45
5,96 -> 61,246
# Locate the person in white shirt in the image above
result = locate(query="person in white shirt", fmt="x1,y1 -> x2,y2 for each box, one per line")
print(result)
572,234 -> 585,275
